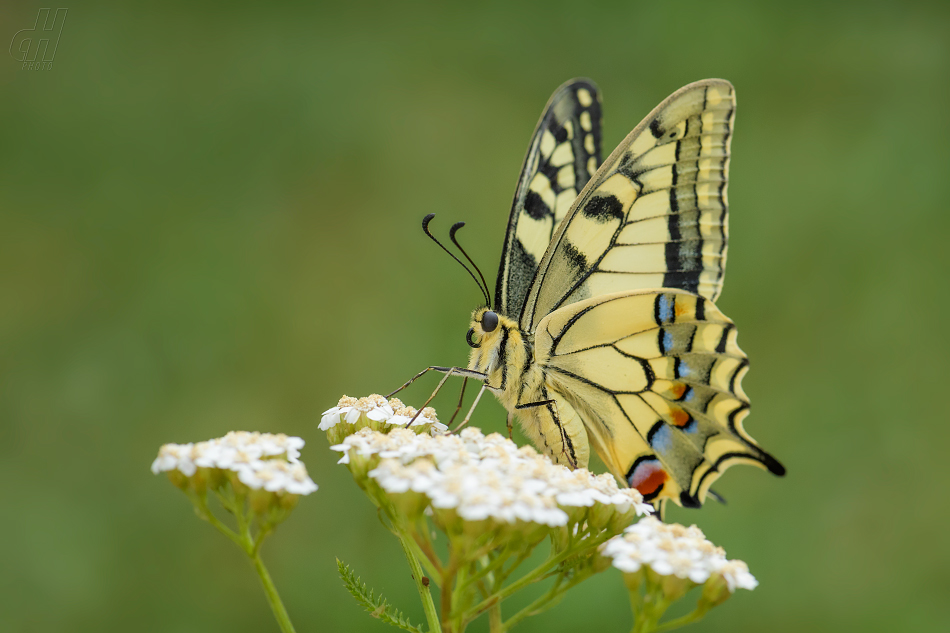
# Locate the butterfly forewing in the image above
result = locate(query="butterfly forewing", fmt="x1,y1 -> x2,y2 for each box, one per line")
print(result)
496,78 -> 603,318
536,289 -> 783,507
520,79 -> 735,333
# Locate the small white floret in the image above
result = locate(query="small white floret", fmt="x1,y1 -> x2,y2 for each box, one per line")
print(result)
601,517 -> 756,591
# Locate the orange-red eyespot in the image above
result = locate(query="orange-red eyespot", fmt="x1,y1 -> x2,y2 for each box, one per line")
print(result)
628,459 -> 668,498
670,407 -> 691,427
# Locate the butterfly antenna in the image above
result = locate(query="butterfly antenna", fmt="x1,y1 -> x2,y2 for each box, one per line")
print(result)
421,214 -> 491,306
449,222 -> 491,309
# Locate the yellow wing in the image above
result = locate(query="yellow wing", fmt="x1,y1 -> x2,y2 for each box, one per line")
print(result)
496,79 -> 603,317
520,79 -> 735,332
535,289 -> 784,508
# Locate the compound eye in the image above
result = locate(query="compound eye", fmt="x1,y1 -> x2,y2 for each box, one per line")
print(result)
481,311 -> 499,333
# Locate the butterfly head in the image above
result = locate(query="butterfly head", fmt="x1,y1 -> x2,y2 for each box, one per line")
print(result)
466,307 -> 517,349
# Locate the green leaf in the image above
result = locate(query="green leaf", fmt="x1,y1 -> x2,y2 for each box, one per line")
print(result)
336,558 -> 425,633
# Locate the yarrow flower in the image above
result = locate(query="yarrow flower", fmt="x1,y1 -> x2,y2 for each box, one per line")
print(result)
151,431 -> 317,497
601,516 -> 757,596
331,426 -> 651,538
152,430 -> 316,633
320,394 -> 446,444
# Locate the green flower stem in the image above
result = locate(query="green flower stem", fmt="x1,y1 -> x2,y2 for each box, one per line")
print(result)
464,546 -> 513,590
452,560 -> 470,632
189,489 -> 297,633
466,532 -> 612,622
488,602 -> 502,633
500,575 -> 566,632
493,545 -> 534,590
654,606 -> 710,633
189,492 -> 244,550
410,525 -> 444,579
627,582 -> 643,633
441,555 -> 459,633
408,535 -> 443,588
397,530 -> 442,633
633,586 -> 670,633
250,551 -> 297,633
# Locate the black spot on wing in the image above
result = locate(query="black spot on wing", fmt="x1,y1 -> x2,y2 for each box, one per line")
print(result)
649,119 -> 664,138
553,123 -> 569,144
581,195 -> 624,223
564,241 -> 588,274
523,190 -> 549,221
539,160 -> 561,192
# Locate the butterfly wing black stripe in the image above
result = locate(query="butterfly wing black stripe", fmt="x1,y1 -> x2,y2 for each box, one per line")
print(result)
495,78 -> 603,317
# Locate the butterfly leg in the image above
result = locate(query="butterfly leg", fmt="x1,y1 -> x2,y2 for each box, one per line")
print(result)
405,367 -> 458,427
387,366 -> 488,398
452,383 -> 488,433
386,366 -> 437,398
400,367 -> 493,428
447,377 -> 468,428
505,411 -> 514,439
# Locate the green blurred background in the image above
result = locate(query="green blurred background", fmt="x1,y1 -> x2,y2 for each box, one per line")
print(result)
2,1 -> 948,631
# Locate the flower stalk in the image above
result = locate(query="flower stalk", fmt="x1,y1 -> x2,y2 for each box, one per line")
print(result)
397,528 -> 442,633
152,432 -> 316,633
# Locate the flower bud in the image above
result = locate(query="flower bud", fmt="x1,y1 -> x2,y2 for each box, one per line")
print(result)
660,573 -> 695,602
622,568 -> 644,593
699,572 -> 732,608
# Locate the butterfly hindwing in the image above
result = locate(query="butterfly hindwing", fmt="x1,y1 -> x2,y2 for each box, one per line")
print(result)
535,289 -> 784,507
521,79 -> 735,332
496,78 -> 603,318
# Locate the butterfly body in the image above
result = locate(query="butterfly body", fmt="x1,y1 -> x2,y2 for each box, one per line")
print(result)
414,78 -> 783,515
467,307 -> 590,470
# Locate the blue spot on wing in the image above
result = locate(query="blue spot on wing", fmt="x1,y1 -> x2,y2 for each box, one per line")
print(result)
658,295 -> 673,324
649,424 -> 673,453
663,331 -> 674,353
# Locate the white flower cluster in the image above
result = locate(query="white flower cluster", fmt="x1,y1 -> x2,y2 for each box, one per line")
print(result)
320,394 -> 446,442
332,426 -> 652,529
151,431 -> 317,496
601,517 -> 757,591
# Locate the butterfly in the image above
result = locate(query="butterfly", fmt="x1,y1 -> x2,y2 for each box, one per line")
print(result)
393,79 -> 784,516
